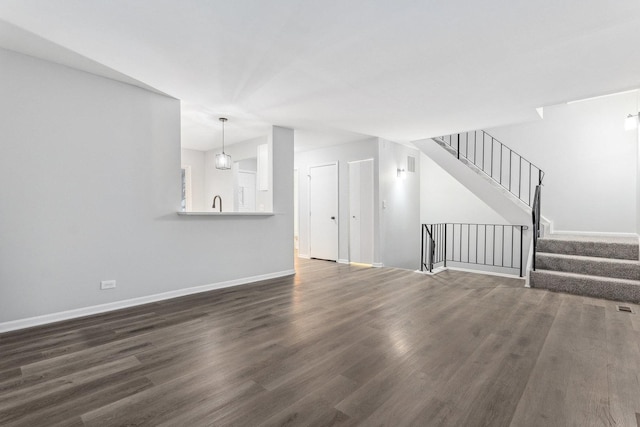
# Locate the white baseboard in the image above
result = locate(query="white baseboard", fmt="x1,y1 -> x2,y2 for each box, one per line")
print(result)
424,266 -> 525,280
0,269 -> 295,333
414,266 -> 446,275
298,253 -> 311,259
372,262 -> 384,268
337,259 -> 350,264
549,230 -> 639,238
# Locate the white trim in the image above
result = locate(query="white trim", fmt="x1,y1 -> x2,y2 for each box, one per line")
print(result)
0,269 -> 295,333
297,253 -> 311,259
447,266 -> 525,280
525,236 -> 534,288
177,211 -> 275,216
548,230 -> 639,238
337,259 -> 350,264
417,265 -> 525,280
372,262 -> 384,268
414,266 -> 447,275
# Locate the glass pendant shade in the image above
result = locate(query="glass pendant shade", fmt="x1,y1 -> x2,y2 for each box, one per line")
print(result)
215,117 -> 232,169
215,152 -> 232,169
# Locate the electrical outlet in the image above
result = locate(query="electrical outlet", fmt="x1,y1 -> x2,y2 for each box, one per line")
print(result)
100,280 -> 116,290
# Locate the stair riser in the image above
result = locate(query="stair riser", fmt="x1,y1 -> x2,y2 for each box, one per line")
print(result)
530,271 -> 640,304
537,240 -> 639,260
536,256 -> 640,281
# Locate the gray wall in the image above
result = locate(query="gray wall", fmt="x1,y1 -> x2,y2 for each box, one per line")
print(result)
0,48 -> 294,326
420,152 -> 506,225
487,92 -> 638,235
378,140 -> 421,270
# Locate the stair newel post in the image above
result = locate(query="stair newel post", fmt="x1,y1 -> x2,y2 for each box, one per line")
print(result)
421,225 -> 425,272
430,224 -> 434,272
519,225 -> 524,277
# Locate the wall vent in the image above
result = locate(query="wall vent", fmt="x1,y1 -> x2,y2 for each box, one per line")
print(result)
617,305 -> 633,313
407,156 -> 416,173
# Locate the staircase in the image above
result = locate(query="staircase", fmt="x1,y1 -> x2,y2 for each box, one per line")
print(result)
530,235 -> 640,303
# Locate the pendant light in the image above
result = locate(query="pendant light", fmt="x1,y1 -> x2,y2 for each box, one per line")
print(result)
215,117 -> 231,170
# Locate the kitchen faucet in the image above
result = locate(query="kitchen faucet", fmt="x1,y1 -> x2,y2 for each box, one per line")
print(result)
212,195 -> 222,212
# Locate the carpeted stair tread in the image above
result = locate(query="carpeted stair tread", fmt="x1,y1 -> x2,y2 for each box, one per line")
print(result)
536,252 -> 640,281
537,236 -> 639,260
530,269 -> 640,303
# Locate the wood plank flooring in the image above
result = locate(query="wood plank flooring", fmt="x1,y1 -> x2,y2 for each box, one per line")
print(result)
1,258 -> 640,426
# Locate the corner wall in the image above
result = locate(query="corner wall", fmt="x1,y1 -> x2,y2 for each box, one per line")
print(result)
0,49 -> 294,328
487,93 -> 638,235
378,140 -> 421,270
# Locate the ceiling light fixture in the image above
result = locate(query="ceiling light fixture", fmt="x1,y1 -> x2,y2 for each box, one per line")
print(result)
215,117 -> 231,170
625,113 -> 638,131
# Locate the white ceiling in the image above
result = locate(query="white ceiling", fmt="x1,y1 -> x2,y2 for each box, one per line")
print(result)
1,0 -> 640,151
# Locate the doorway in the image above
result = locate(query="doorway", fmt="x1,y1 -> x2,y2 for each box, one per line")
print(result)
235,170 -> 256,212
308,163 -> 338,261
349,159 -> 374,264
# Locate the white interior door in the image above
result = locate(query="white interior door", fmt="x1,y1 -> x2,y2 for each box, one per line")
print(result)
349,159 -> 374,264
309,163 -> 338,261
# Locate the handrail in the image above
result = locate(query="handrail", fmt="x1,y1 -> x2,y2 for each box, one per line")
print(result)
532,185 -> 542,270
421,223 -> 528,277
434,130 -> 545,206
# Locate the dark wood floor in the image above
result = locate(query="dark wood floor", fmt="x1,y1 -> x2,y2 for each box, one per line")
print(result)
1,258 -> 639,426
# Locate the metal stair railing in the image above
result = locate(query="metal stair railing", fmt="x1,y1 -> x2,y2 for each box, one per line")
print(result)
421,223 -> 528,277
435,130 -> 545,207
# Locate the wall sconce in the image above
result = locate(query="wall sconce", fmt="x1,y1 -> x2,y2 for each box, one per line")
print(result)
397,168 -> 407,180
625,113 -> 638,131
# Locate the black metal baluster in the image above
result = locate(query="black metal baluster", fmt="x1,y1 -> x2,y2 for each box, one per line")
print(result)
519,226 -> 524,277
482,132 -> 485,170
467,224 -> 470,263
458,224 -> 462,262
452,224 -> 456,262
474,131 -> 477,164
492,225 -> 496,266
518,157 -> 522,199
501,225 -> 505,267
510,226 -> 514,268
475,224 -> 478,265
443,224 -> 447,268
484,224 -> 487,265
491,137 -> 494,178
500,144 -> 503,184
528,163 -> 532,206
509,149 -> 512,192
465,132 -> 468,158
